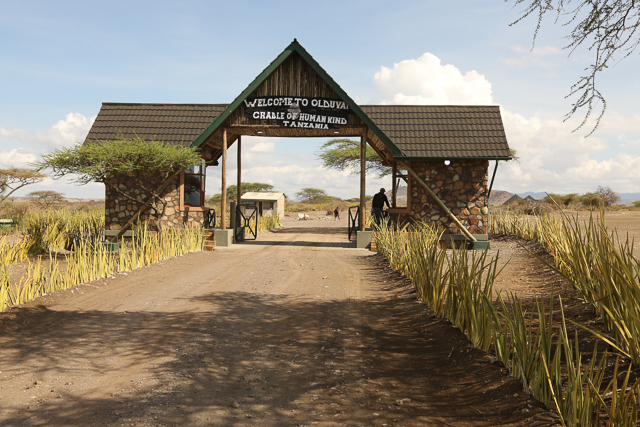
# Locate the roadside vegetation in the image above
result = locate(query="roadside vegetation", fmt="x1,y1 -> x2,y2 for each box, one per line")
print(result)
0,209 -> 204,312
375,209 -> 640,425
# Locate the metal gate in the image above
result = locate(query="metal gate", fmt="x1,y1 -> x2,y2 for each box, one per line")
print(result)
347,206 -> 359,241
236,204 -> 258,241
204,208 -> 216,229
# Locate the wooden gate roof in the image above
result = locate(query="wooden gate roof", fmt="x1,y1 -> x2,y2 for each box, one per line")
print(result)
84,40 -> 511,162
85,102 -> 511,160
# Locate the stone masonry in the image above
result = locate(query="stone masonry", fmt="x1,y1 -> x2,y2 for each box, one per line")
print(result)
105,174 -> 205,231
393,160 -> 488,235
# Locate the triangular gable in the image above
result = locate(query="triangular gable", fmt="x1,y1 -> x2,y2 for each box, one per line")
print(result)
190,39 -> 402,157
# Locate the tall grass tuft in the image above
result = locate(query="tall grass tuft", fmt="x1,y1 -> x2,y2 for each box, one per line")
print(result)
0,224 -> 203,312
491,208 -> 640,367
257,215 -> 280,232
19,209 -> 104,254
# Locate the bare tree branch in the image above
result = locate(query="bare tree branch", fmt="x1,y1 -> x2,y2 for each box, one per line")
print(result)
509,0 -> 640,134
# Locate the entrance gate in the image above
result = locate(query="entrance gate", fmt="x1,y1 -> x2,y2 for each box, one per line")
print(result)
348,206 -> 360,241
235,204 -> 258,241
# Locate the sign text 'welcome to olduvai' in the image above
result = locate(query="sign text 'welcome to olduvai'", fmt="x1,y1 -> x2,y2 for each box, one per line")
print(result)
243,96 -> 350,129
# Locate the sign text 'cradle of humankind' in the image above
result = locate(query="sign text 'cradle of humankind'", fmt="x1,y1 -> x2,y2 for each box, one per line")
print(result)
243,96 -> 350,129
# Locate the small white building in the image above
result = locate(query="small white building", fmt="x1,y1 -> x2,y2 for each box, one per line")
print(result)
241,192 -> 285,218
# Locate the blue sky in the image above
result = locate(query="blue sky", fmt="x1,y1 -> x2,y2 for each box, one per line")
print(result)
1,0 -> 639,200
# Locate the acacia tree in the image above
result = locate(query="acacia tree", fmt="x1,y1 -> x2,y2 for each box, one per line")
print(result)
26,190 -> 65,210
34,136 -> 201,236
595,185 -> 621,206
0,167 -> 46,203
316,138 -> 391,177
295,188 -> 331,203
510,0 -> 640,134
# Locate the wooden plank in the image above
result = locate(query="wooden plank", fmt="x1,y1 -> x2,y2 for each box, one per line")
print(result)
359,131 -> 366,231
221,129 -> 227,230
237,135 -> 242,207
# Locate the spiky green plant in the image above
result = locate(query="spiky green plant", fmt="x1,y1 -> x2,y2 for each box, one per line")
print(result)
376,220 -> 640,425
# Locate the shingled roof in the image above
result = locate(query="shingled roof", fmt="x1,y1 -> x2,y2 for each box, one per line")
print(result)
85,102 -> 511,160
85,103 -> 228,146
361,105 -> 510,159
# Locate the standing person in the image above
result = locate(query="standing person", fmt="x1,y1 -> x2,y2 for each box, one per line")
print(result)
372,188 -> 390,227
334,206 -> 340,220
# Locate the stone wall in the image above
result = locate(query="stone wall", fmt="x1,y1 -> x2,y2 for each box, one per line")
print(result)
393,160 -> 488,235
105,174 -> 205,231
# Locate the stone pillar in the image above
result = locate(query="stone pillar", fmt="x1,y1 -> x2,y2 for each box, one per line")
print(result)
397,160 -> 488,235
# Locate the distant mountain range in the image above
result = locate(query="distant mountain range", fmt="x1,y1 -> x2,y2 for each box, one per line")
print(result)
490,191 -> 640,206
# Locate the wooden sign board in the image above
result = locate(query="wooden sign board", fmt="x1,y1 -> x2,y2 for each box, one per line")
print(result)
243,96 -> 350,129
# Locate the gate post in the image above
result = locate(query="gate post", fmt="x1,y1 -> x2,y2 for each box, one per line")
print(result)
359,131 -> 366,231
230,201 -> 236,242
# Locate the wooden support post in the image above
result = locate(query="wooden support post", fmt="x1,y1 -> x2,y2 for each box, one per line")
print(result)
391,161 -> 397,208
221,129 -> 227,230
359,130 -> 366,231
237,136 -> 242,207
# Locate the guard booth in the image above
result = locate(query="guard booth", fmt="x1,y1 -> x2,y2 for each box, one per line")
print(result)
240,192 -> 285,218
85,38 -> 512,249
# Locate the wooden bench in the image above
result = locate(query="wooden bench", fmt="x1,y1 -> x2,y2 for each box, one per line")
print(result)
0,219 -> 14,228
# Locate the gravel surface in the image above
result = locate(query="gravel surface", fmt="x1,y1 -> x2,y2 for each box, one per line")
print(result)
0,217 -> 558,426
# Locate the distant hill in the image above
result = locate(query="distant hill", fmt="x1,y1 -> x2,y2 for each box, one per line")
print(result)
516,191 -> 547,200
503,194 -> 523,205
489,190 -> 513,206
490,190 -> 640,206
619,193 -> 640,205
387,186 -> 407,204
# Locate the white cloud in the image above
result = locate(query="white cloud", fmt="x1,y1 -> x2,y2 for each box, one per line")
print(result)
0,127 -> 28,140
497,110 -> 640,193
248,140 -> 275,152
370,51 -> 640,195
0,148 -> 38,169
0,112 -> 95,170
36,112 -> 96,148
597,111 -> 640,135
372,52 -> 493,105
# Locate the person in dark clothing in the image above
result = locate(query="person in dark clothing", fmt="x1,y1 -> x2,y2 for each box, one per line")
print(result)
371,188 -> 390,227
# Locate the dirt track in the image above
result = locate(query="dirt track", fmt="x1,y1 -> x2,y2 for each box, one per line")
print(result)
0,217 -> 558,426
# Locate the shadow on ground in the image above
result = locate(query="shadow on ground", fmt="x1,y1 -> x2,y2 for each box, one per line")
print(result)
0,255 -> 558,426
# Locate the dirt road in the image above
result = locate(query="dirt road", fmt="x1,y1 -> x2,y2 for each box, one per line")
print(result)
0,218 -> 557,426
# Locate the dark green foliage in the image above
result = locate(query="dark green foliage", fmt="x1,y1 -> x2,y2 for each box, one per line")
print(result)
294,188 -> 332,203
316,138 -> 390,177
580,192 -> 601,208
33,136 -> 202,184
544,193 -> 578,207
546,188 -> 619,209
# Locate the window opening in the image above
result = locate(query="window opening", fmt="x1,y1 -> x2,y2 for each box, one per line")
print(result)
391,162 -> 409,208
184,160 -> 206,207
